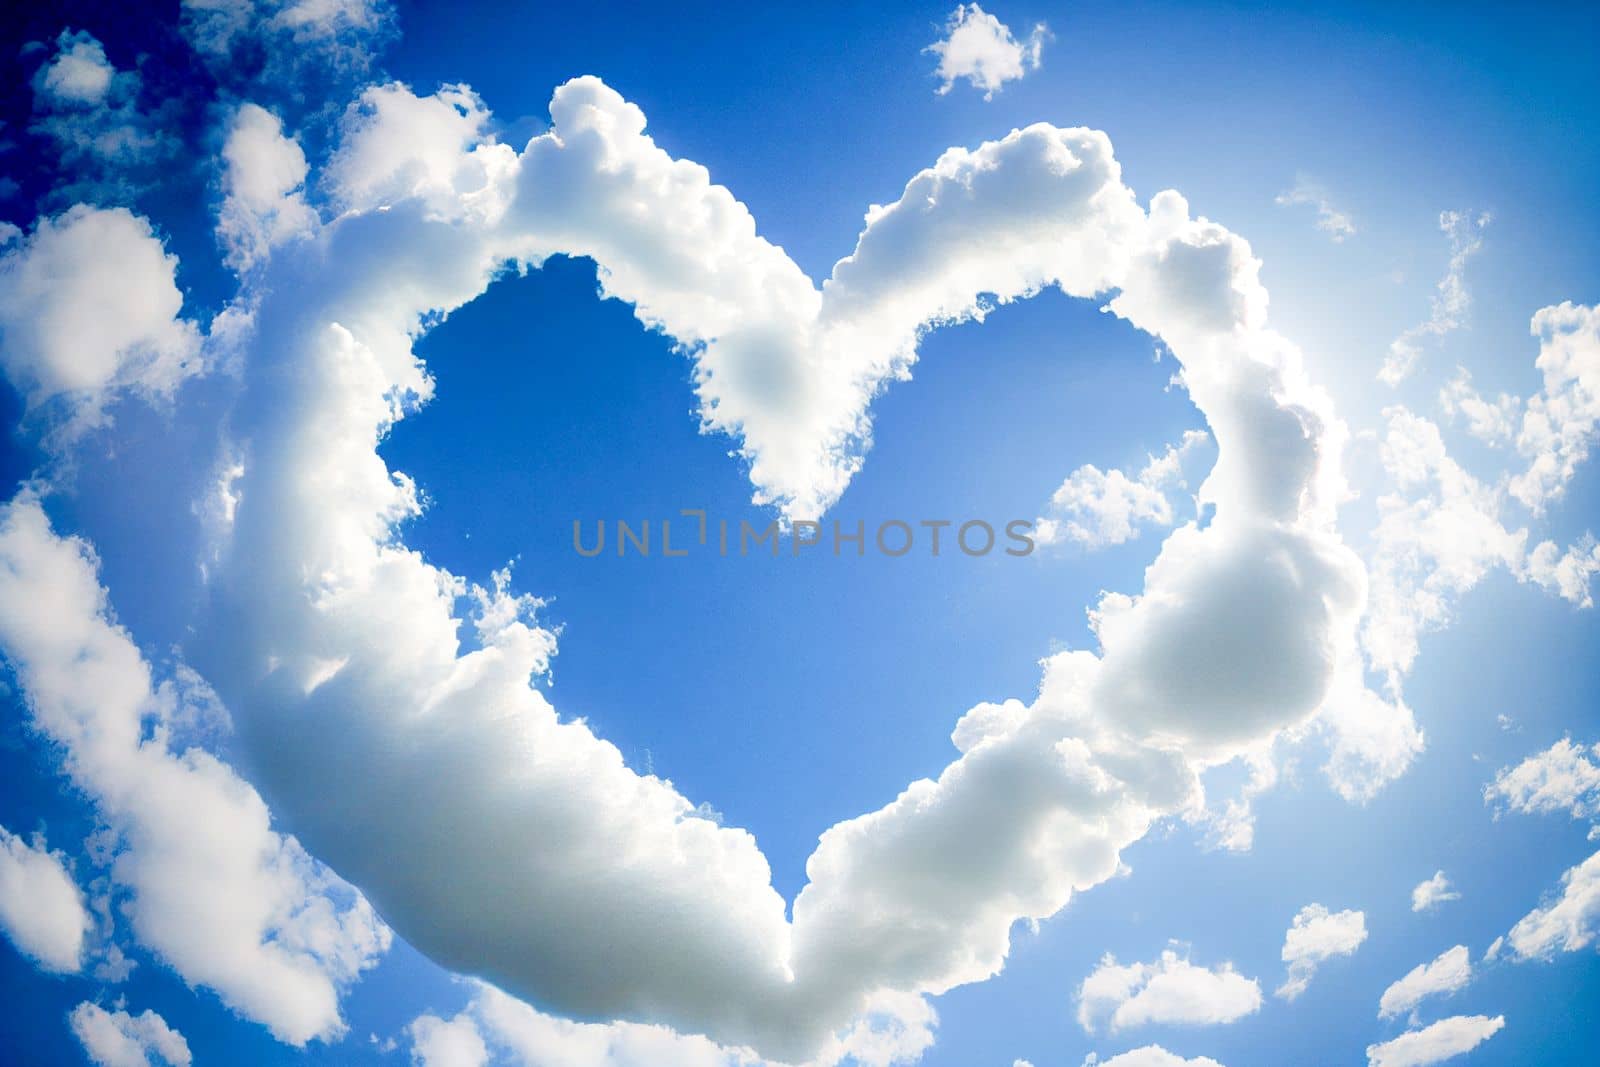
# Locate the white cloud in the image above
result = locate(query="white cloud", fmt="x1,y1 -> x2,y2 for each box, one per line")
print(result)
218,103 -> 318,271
1090,1048 -> 1226,1067
1,16 -> 1588,1059
1377,945 -> 1471,1020
1350,305 -> 1600,772
181,0 -> 393,86
406,981 -> 934,1067
1188,749 -> 1278,853
1496,847 -> 1600,960
1276,904 -> 1367,1000
1316,673 -> 1424,804
812,991 -> 939,1067
30,30 -> 173,178
1077,949 -> 1261,1033
926,4 -> 1049,99
1275,176 -> 1355,242
222,77 -> 1362,1058
1404,304 -> 1600,611
1361,408 -> 1527,684
1380,211 -> 1489,385
0,498 -> 389,1045
11,6 -> 1598,1063
1349,337 -> 1600,775
469,985 -> 753,1067
474,983 -> 763,1067
1410,871 -> 1461,913
1507,301 -> 1600,512
326,82 -> 514,222
1524,536 -> 1600,607
0,826 -> 92,973
69,1003 -> 192,1067
1365,1015 -> 1504,1067
1486,737 -> 1600,827
1429,302 -> 1600,539
1036,431 -> 1208,548
5,74 -> 1386,1062
36,30 -> 115,105
1439,368 -> 1518,446
409,1011 -> 489,1067
0,205 -> 202,434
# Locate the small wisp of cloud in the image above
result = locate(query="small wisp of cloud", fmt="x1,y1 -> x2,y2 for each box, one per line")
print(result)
1380,210 -> 1491,385
1276,175 -> 1356,242
1411,870 -> 1462,913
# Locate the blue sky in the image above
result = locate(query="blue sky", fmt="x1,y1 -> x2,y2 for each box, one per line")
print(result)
0,2 -> 1597,1066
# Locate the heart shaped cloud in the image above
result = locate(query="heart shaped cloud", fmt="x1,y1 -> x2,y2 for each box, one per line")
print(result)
4,8 -> 1600,1065
29,76 -> 1377,1061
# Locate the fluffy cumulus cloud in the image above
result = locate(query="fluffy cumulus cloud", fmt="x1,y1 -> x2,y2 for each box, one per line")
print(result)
0,3 -> 1593,1061
1276,904 -> 1367,1000
1088,1049 -> 1226,1067
1365,1014 -> 1504,1067
86,73 -> 1361,1064
1506,302 -> 1600,513
926,4 -> 1049,99
0,205 -> 202,433
93,74 -> 1386,1061
1435,301 -> 1600,526
405,982 -> 932,1067
69,1003 -> 192,1067
1380,211 -> 1489,385
408,1011 -> 490,1067
1524,536 -> 1600,607
1411,871 -> 1461,913
1378,945 -> 1471,1020
1312,678 -> 1421,805
1275,176 -> 1355,242
0,826 -> 92,973
1430,303 -> 1600,532
1036,431 -> 1208,548
812,992 -> 940,1067
30,30 -> 176,185
1076,949 -> 1261,1033
1494,848 -> 1600,961
0,498 -> 389,1045
324,81 -> 514,221
1439,368 -> 1519,447
406,991 -> 735,1067
463,984 -> 756,1067
1486,737 -> 1600,829
35,30 -> 116,104
218,103 -> 319,271
0,63 -> 1420,1061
